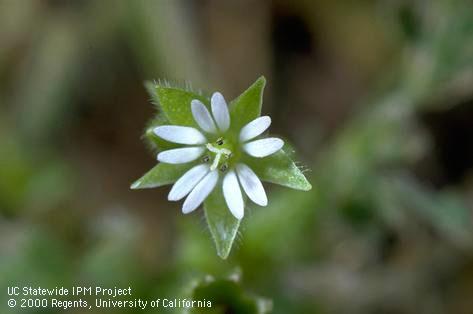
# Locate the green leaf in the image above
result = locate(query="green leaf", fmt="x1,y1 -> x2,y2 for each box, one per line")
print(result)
244,150 -> 312,191
204,186 -> 240,259
130,163 -> 192,189
229,76 -> 266,131
156,86 -> 208,127
145,83 -> 210,151
144,114 -> 180,152
389,175 -> 473,248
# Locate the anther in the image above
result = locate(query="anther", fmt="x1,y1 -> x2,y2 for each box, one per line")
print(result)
216,138 -> 224,146
220,163 -> 228,172
202,155 -> 210,163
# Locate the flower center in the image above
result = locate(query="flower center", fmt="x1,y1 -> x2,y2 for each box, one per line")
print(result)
204,138 -> 233,172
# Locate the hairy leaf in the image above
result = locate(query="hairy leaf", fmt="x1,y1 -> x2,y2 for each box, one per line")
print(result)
204,186 -> 240,259
156,86 -> 208,127
130,163 -> 193,189
229,76 -> 266,131
244,150 -> 312,191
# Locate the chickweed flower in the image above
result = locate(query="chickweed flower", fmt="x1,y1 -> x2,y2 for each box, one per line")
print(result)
154,92 -> 284,219
132,77 -> 311,258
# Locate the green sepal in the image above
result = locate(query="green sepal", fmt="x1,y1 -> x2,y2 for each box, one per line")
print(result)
244,150 -> 312,191
155,86 -> 209,127
229,76 -> 266,131
144,82 -> 210,151
204,186 -> 241,259
130,162 -> 193,189
144,114 -> 180,152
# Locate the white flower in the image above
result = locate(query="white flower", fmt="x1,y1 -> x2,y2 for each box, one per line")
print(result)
153,92 -> 284,220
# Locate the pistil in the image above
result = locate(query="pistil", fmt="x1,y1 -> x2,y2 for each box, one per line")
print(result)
206,143 -> 232,171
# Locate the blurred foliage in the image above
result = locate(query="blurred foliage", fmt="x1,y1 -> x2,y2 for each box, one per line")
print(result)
189,274 -> 272,314
1,0 -> 473,314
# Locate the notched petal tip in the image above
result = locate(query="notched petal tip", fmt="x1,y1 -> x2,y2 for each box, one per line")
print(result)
191,99 -> 218,133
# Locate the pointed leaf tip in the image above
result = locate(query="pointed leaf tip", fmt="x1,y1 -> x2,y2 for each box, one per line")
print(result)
302,181 -> 312,191
130,181 -> 141,189
230,76 -> 267,130
204,187 -> 241,259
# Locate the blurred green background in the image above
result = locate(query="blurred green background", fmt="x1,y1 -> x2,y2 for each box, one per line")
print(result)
1,0 -> 473,313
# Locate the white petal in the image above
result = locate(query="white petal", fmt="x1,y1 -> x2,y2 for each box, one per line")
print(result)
168,164 -> 210,201
154,126 -> 207,145
191,100 -> 217,133
223,170 -> 244,219
211,92 -> 230,132
236,163 -> 267,206
182,170 -> 219,214
243,138 -> 284,158
239,116 -> 272,142
157,147 -> 204,164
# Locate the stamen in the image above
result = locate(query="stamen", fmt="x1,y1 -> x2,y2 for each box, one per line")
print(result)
206,142 -> 233,171
220,163 -> 228,172
206,143 -> 231,156
221,148 -> 231,155
206,143 -> 220,154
